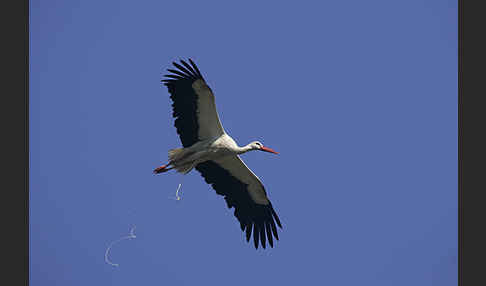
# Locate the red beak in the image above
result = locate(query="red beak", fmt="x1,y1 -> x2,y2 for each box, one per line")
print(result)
260,146 -> 279,154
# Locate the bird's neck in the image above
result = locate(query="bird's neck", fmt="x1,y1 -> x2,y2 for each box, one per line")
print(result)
236,144 -> 254,155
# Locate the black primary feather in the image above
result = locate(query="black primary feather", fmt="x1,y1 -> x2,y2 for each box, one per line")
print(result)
162,59 -> 205,147
195,160 -> 282,249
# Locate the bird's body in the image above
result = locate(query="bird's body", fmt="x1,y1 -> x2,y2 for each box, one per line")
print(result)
156,134 -> 266,175
155,59 -> 282,249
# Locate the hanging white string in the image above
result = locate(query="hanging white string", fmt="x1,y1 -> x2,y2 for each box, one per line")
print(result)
105,225 -> 137,267
104,180 -> 184,267
168,183 -> 182,201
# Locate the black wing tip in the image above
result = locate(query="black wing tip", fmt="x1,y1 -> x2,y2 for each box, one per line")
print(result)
195,161 -> 281,250
260,229 -> 266,249
188,58 -> 203,77
253,223 -> 259,249
242,204 -> 282,250
266,222 -> 274,248
162,58 -> 203,82
246,224 -> 252,242
269,203 -> 283,229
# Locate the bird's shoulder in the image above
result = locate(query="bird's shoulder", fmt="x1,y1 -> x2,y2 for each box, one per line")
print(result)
210,134 -> 237,149
191,78 -> 213,95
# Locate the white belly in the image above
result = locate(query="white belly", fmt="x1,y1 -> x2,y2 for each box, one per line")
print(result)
182,134 -> 237,165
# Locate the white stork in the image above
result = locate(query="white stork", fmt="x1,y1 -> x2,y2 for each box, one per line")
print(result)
154,59 -> 282,249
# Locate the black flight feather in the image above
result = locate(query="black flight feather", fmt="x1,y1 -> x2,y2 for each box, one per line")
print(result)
195,160 -> 282,250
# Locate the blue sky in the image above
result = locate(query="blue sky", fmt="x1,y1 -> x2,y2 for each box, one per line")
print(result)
30,0 -> 457,285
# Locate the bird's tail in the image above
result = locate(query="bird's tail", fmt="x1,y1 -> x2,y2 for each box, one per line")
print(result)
168,148 -> 195,174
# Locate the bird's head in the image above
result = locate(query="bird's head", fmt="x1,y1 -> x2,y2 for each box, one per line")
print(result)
250,141 -> 279,154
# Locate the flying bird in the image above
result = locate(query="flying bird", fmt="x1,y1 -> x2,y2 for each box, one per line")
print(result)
155,59 -> 282,249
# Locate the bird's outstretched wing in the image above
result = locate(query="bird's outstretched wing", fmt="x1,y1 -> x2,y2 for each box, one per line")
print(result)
195,156 -> 282,249
162,59 -> 225,147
